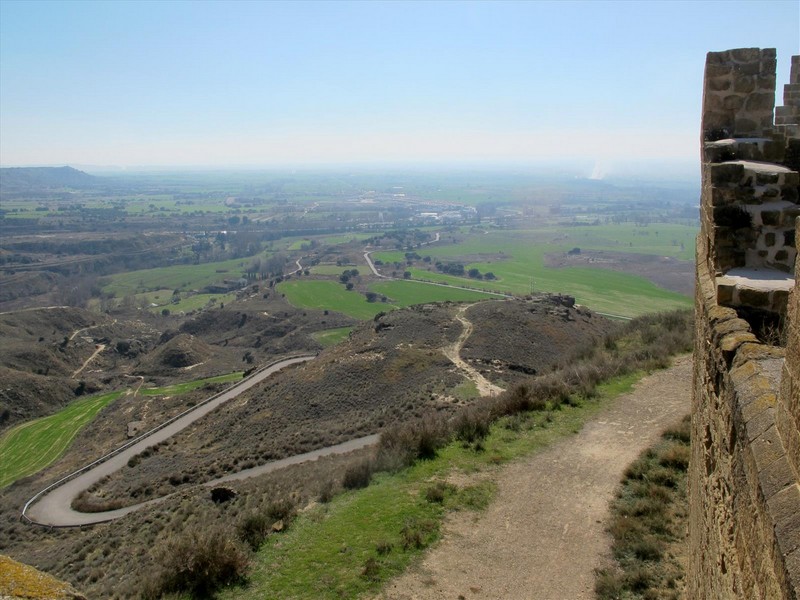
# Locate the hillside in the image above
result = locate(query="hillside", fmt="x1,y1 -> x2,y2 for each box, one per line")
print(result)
0,166 -> 97,191
71,296 -> 614,509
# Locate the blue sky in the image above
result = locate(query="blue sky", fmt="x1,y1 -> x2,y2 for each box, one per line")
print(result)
0,0 -> 797,175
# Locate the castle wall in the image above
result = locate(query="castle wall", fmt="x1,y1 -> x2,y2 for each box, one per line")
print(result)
689,48 -> 800,600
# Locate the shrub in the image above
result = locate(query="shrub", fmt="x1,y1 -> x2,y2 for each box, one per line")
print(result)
400,517 -> 437,550
453,406 -> 492,444
146,526 -> 249,598
237,513 -> 272,551
424,481 -> 455,504
377,414 -> 449,471
343,458 -> 374,489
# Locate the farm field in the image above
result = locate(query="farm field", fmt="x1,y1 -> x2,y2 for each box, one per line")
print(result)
372,226 -> 694,317
139,372 -> 244,396
369,280 -> 498,306
277,280 -> 387,320
278,279 -> 497,320
102,256 -> 257,296
0,391 -> 123,489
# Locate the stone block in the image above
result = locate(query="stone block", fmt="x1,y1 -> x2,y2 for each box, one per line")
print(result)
735,117 -> 759,134
734,76 -> 756,94
721,330 -> 759,355
738,287 -> 771,307
735,62 -> 763,77
709,77 -> 733,92
717,282 -> 735,305
706,63 -> 733,78
709,305 -> 739,325
784,549 -> 800,597
745,405 -> 776,445
724,95 -> 746,111
757,455 -> 796,502
767,484 -> 800,556
731,48 -> 762,62
740,392 -> 777,424
711,162 -> 745,185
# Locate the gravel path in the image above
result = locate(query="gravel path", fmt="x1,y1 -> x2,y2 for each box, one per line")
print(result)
377,354 -> 692,600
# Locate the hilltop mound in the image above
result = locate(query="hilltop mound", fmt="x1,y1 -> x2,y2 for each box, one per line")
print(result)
463,296 -> 616,384
0,166 -> 96,190
138,333 -> 212,372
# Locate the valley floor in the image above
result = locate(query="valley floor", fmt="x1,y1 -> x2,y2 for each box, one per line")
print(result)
376,355 -> 692,600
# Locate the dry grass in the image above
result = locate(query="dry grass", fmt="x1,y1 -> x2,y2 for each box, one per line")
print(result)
595,415 -> 691,600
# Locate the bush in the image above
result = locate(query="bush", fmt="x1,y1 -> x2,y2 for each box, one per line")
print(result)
146,526 -> 249,598
377,414 -> 449,471
237,513 -> 272,551
453,406 -> 492,444
343,458 -> 374,490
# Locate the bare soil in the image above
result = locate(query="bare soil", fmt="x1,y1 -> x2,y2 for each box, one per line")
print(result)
377,355 -> 692,600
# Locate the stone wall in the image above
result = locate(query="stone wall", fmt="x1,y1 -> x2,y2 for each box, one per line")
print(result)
689,48 -> 800,600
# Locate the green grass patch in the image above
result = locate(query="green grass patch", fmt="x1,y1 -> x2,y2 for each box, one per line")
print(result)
278,280 -> 387,320
220,369 -> 647,600
279,278 -> 498,320
139,372 -> 244,396
311,327 -> 353,347
102,256 -> 258,296
369,280 -> 497,306
0,391 -> 124,488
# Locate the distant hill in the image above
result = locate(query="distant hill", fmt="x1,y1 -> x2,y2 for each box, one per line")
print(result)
0,166 -> 97,189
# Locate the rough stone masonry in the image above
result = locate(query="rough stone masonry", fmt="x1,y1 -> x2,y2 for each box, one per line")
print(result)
690,48 -> 800,599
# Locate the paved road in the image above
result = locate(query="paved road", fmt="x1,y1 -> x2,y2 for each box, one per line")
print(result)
24,355 -> 315,526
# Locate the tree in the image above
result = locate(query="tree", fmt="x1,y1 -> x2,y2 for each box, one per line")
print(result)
346,282 -> 354,291
365,291 -> 378,303
403,271 -> 411,279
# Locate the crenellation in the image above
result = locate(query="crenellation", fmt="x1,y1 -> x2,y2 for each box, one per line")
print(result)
690,48 -> 800,600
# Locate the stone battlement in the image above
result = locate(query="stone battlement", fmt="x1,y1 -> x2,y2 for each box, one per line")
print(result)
690,48 -> 800,599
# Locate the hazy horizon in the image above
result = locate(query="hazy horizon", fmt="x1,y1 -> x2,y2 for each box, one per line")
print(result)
1,0 -> 797,173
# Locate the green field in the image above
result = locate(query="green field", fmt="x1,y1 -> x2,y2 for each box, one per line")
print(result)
277,281 -> 387,319
102,256 -> 256,296
0,391 -> 123,489
279,279 -> 497,320
140,372 -> 244,396
311,327 -> 353,347
369,280 -> 497,305
372,227 -> 694,317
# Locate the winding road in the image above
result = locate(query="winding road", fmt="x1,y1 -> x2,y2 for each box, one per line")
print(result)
24,355 -> 318,526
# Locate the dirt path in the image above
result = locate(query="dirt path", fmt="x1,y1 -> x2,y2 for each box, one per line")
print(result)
71,344 -> 105,377
443,305 -> 504,397
378,355 -> 692,600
